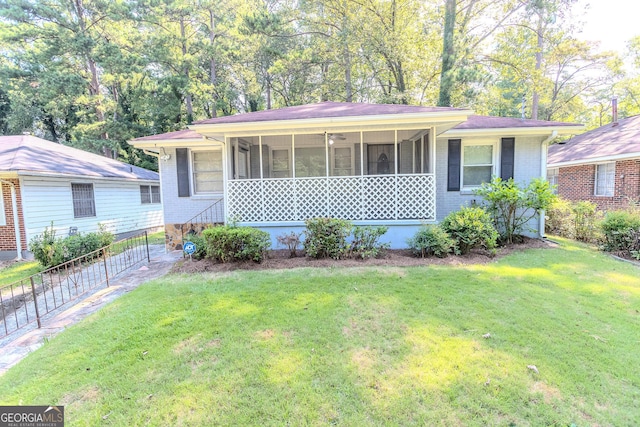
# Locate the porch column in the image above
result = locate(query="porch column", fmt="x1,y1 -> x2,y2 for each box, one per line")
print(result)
394,130 -> 399,220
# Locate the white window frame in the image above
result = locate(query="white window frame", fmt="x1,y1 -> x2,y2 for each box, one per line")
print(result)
191,148 -> 224,195
0,186 -> 6,226
594,162 -> 615,197
140,185 -> 161,204
71,183 -> 96,218
547,168 -> 559,194
461,140 -> 497,189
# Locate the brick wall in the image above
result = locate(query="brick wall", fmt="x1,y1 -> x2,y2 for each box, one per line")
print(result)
0,179 -> 27,251
557,159 -> 640,210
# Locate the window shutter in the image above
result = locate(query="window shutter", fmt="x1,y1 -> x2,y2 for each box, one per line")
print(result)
447,139 -> 461,191
500,138 -> 515,180
176,148 -> 190,197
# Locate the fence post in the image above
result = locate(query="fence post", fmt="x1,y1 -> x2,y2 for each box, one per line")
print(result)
30,277 -> 42,329
145,231 -> 150,262
103,248 -> 110,287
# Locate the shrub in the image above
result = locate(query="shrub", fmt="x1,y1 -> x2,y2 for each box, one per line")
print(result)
573,201 -> 602,243
202,225 -> 271,263
474,177 -> 556,244
441,206 -> 499,255
183,233 -> 207,260
29,223 -> 115,268
349,226 -> 389,259
599,209 -> 640,255
545,197 -> 575,238
304,218 -> 352,259
408,225 -> 455,258
276,231 -> 302,258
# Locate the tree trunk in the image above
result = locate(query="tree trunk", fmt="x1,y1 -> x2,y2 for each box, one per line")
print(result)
531,13 -> 543,120
438,0 -> 456,107
180,17 -> 193,124
209,9 -> 218,118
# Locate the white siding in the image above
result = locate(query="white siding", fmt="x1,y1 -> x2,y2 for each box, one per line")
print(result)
435,135 -> 544,234
21,176 -> 163,241
160,147 -> 225,225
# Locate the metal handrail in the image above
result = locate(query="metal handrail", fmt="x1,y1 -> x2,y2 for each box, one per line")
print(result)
179,198 -> 225,245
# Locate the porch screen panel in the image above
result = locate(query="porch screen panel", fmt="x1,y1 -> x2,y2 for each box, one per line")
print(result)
295,147 -> 325,177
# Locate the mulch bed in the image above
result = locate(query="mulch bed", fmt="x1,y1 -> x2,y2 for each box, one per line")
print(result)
171,237 -> 555,274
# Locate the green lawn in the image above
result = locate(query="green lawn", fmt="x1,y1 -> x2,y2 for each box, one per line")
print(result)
1,238 -> 639,426
0,260 -> 41,287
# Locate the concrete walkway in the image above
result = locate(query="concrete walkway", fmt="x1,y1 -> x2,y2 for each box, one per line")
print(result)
0,246 -> 182,376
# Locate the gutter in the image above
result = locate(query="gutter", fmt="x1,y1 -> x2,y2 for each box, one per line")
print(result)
539,131 -> 558,238
0,179 -> 23,260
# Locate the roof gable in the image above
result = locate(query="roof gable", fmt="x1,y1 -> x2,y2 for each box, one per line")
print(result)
0,135 -> 159,181
548,115 -> 640,166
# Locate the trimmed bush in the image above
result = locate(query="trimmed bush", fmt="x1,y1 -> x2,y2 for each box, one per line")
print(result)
183,233 -> 207,260
408,225 -> 455,258
304,218 -> 352,259
441,207 -> 498,255
600,209 -> 640,255
349,226 -> 389,259
202,225 -> 271,263
545,197 -> 575,238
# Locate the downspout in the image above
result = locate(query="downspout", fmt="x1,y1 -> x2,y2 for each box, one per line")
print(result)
539,130 -> 557,238
0,179 -> 23,260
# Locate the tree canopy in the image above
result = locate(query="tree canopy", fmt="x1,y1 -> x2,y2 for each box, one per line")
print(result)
0,0 -> 637,169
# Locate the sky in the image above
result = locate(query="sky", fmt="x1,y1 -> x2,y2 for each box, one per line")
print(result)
578,0 -> 640,54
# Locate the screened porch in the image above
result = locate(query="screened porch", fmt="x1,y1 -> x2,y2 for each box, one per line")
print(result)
225,129 -> 436,223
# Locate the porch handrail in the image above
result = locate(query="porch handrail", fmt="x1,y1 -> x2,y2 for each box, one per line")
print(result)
179,198 -> 225,244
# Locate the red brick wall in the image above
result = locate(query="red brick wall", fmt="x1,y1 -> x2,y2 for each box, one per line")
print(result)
0,179 -> 27,251
557,159 -> 640,211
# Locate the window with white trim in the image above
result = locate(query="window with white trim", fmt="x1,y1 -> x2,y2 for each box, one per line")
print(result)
0,186 -> 6,226
192,149 -> 223,194
547,168 -> 558,194
462,142 -> 495,188
71,183 -> 96,218
595,162 -> 615,196
140,185 -> 161,204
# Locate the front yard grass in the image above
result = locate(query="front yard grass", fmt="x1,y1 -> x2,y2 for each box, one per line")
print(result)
0,260 -> 41,288
0,238 -> 638,425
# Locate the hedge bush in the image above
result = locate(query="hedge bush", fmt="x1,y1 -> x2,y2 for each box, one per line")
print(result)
349,226 -> 389,259
545,198 -> 602,243
304,218 -> 352,259
600,209 -> 640,256
201,225 -> 271,263
408,225 -> 455,258
29,224 -> 114,268
441,207 -> 498,255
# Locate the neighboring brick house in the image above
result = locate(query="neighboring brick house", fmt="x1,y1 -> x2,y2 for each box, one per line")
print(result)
547,115 -> 640,211
0,135 -> 163,260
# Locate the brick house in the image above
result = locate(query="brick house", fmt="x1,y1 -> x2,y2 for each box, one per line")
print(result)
547,115 -> 640,210
0,135 -> 163,260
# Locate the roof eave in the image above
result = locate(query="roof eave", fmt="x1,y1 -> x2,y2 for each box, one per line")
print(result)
548,152 -> 640,168
442,125 -> 584,138
130,137 -> 223,149
7,170 -> 159,182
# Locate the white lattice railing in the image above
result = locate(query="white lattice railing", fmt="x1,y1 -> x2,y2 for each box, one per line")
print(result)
227,174 -> 435,222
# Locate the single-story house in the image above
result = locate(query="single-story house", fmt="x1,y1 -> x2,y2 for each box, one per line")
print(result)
0,135 -> 163,260
547,115 -> 640,211
131,102 -> 582,249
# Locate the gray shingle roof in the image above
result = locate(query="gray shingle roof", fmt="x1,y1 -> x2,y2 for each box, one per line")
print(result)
193,101 -> 467,125
548,115 -> 640,166
454,115 -> 582,129
0,135 -> 159,181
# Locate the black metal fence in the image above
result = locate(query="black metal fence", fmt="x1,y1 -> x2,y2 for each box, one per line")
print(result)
0,232 -> 150,339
